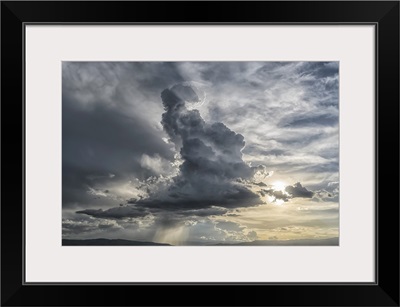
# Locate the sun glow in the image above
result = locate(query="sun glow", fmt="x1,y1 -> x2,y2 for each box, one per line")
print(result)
272,181 -> 287,192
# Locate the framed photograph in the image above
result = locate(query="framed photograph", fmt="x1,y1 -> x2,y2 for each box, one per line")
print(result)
1,1 -> 399,306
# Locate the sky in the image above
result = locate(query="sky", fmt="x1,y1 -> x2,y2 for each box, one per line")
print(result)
62,62 -> 339,245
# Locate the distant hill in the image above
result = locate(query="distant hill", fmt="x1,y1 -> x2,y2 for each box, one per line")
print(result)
63,237 -> 338,246
213,237 -> 339,246
62,238 -> 171,246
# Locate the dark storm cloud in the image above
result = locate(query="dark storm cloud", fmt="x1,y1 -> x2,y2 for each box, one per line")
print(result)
134,185 -> 259,211
63,98 -> 172,167
77,83 -> 263,220
285,182 -> 314,198
181,207 -> 229,217
62,63 -> 182,208
62,97 -> 172,208
76,206 -> 149,219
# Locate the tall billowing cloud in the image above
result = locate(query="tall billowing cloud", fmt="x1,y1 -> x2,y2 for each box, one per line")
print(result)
76,82 -> 263,226
74,83 -> 267,246
133,84 -> 262,211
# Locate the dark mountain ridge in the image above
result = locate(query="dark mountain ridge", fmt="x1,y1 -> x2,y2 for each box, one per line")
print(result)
62,238 -> 171,246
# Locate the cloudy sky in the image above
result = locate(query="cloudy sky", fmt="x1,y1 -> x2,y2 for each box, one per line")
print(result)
62,62 -> 339,245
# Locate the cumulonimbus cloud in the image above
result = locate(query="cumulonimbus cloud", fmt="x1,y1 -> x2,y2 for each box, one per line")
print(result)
77,83 -> 264,220
136,83 -> 261,210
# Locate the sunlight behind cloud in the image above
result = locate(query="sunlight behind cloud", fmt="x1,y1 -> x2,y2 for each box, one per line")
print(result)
272,181 -> 287,192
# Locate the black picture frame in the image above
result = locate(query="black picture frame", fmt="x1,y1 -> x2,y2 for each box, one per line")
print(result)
1,1 -> 399,306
